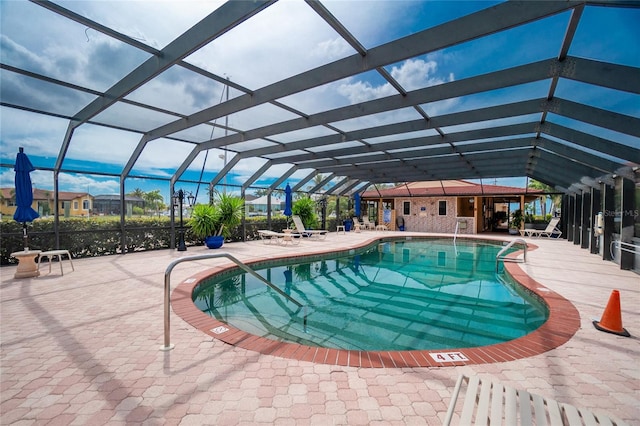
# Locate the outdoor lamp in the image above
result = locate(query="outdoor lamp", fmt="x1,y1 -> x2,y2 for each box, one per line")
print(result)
173,189 -> 195,251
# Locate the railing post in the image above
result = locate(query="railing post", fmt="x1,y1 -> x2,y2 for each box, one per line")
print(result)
161,252 -> 304,351
496,238 -> 527,272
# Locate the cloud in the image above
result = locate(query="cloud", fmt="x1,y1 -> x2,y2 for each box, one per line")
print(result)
312,37 -> 352,61
58,173 -> 120,194
389,58 -> 444,90
337,58 -> 453,104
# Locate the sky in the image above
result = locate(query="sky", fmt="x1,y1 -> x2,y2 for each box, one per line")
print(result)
1,0 -> 638,205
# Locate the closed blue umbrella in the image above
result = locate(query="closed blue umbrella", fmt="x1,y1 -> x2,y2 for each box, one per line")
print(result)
354,192 -> 361,218
13,147 -> 39,250
284,183 -> 292,217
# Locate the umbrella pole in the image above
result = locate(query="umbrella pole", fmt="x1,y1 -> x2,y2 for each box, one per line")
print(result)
22,222 -> 28,251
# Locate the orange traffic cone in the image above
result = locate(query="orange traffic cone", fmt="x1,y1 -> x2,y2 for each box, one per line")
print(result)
593,290 -> 630,337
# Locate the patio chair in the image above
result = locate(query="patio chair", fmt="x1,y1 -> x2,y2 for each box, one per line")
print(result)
352,217 -> 362,232
362,216 -> 376,230
444,374 -> 625,426
522,217 -> 562,238
291,215 -> 328,240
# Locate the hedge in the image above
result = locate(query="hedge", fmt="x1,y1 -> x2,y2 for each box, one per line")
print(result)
0,216 -> 336,265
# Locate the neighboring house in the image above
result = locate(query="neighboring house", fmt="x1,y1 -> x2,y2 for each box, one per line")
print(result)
92,194 -> 145,216
361,180 -> 541,234
57,191 -> 93,217
1,187 -> 54,218
1,188 -> 92,218
245,195 -> 284,216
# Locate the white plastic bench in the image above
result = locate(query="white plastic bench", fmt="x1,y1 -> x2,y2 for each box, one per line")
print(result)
37,250 -> 74,276
444,375 -> 627,426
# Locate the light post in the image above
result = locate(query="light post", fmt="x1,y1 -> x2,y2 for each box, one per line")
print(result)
173,189 -> 195,251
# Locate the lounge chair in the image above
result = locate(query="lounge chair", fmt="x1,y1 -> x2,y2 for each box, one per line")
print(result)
361,216 -> 376,230
522,217 -> 562,238
352,217 -> 362,232
257,230 -> 300,245
291,215 -> 328,240
444,374 -> 625,426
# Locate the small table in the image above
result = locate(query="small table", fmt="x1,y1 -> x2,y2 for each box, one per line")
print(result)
336,225 -> 346,234
37,250 -> 74,275
10,250 -> 42,279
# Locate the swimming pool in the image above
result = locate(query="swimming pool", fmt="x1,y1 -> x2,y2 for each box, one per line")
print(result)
192,238 -> 548,351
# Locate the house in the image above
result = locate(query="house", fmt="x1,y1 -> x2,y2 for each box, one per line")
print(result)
92,194 -> 145,216
360,180 -> 541,234
58,191 -> 93,217
1,187 -> 54,218
1,187 -> 93,218
245,194 -> 284,216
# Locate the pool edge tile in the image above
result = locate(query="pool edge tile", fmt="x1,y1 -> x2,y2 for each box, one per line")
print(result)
172,237 -> 581,368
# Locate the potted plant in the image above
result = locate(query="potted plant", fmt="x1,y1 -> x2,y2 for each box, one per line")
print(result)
214,192 -> 244,242
188,193 -> 244,249
189,203 -> 221,248
510,209 -> 523,235
342,209 -> 355,232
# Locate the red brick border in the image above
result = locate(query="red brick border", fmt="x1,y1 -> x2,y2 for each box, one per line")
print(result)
171,240 -> 580,368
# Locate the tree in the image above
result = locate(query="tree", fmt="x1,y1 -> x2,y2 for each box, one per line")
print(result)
128,188 -> 145,198
307,173 -> 326,192
143,189 -> 164,216
292,196 -> 318,229
251,188 -> 270,198
528,179 -> 560,218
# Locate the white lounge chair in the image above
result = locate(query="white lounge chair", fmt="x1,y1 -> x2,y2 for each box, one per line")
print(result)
352,217 -> 362,232
361,216 -> 376,230
522,217 -> 562,238
444,374 -> 625,426
291,215 -> 328,239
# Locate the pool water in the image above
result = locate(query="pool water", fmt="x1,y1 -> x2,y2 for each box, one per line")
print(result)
192,238 -> 548,351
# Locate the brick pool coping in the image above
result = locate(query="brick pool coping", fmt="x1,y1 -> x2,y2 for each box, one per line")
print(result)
171,238 -> 581,368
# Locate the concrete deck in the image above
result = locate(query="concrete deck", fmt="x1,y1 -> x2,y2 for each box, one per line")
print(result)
1,231 -> 638,425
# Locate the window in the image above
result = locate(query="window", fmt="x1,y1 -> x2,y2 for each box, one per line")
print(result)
438,200 -> 447,216
74,201 -> 79,210
403,201 -> 410,215
83,200 -> 90,210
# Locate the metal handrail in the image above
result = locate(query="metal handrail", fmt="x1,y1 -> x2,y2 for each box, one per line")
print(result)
612,240 -> 640,254
162,252 -> 305,351
454,220 -> 459,243
496,238 -> 527,272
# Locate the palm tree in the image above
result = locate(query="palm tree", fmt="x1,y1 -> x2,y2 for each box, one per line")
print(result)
528,179 -> 559,219
307,173 -> 325,192
128,188 -> 145,198
143,189 -> 164,216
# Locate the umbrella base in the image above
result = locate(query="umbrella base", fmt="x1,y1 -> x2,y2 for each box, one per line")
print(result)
10,250 -> 42,279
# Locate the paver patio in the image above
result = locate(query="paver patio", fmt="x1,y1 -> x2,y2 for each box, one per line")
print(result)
1,231 -> 638,425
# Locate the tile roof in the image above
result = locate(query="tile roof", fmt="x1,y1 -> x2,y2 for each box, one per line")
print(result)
361,180 -> 543,198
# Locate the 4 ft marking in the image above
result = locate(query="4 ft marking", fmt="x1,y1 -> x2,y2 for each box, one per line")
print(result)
429,352 -> 468,362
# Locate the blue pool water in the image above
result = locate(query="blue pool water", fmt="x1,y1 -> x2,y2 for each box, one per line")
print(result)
192,238 -> 548,351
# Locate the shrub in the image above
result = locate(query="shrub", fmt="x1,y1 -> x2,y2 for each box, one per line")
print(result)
292,196 -> 318,229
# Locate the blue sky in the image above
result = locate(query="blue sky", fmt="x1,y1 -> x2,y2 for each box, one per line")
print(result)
1,1 -> 638,205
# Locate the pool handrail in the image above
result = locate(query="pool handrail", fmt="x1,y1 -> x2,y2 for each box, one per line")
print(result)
496,238 -> 527,272
162,252 -> 305,351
